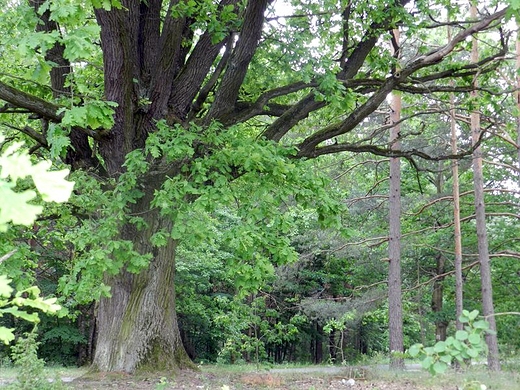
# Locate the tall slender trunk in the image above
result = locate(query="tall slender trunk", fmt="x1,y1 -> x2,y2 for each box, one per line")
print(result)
516,31 -> 520,187
431,252 -> 448,341
329,331 -> 336,363
447,14 -> 464,328
470,3 -> 500,371
431,163 -> 449,341
314,321 -> 323,364
388,28 -> 404,369
450,90 -> 464,332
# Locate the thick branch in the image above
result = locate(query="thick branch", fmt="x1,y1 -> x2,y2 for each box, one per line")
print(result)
297,77 -> 398,156
29,0 -> 72,97
262,1 -> 410,143
166,0 -> 239,121
262,93 -> 326,142
307,127 -> 485,161
137,0 -> 161,88
0,81 -> 61,122
228,81 -> 316,125
205,0 -> 271,123
189,34 -> 235,119
404,8 -> 507,74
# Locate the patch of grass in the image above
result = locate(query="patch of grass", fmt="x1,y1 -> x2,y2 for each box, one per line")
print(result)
201,363 -> 272,374
0,366 -> 85,382
372,366 -> 520,390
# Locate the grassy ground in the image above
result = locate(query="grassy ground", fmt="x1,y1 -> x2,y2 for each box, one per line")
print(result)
372,366 -> 520,390
0,363 -> 519,389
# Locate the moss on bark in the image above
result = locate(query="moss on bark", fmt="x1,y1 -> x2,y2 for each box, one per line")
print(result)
135,341 -> 197,373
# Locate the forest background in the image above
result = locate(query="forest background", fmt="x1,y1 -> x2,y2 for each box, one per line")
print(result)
0,0 -> 519,375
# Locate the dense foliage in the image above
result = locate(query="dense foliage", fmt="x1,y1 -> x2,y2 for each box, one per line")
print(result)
0,0 -> 518,373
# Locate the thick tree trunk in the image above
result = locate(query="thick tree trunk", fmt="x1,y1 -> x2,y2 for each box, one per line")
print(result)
91,191 -> 192,373
89,0 -> 272,373
92,225 -> 191,372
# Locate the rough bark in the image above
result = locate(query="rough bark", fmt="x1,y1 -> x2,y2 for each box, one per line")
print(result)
94,4 -> 141,173
204,0 -> 270,123
388,28 -> 404,370
92,190 -> 192,373
29,0 -> 98,170
470,4 -> 500,371
89,1 -> 200,371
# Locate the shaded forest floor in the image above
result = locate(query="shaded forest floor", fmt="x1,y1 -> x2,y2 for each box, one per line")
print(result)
1,364 -> 519,389
58,364 -> 520,390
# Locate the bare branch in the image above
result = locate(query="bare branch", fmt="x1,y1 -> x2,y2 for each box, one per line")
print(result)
0,123 -> 47,147
0,249 -> 17,264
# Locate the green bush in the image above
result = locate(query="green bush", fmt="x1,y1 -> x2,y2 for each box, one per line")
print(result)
408,309 -> 492,375
8,331 -> 65,390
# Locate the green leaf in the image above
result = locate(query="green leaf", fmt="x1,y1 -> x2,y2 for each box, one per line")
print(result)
1,306 -> 40,323
46,124 -> 71,158
468,333 -> 482,345
455,330 -> 469,341
0,186 -> 42,229
433,361 -> 448,374
32,165 -> 75,203
421,356 -> 434,369
0,136 -> 73,229
473,320 -> 490,330
150,231 -> 168,247
460,310 -> 471,323
433,341 -> 446,353
466,309 -> 479,321
439,354 -> 452,364
408,344 -> 422,357
90,0 -> 123,10
0,275 -> 14,298
0,327 -> 15,344
466,348 -> 479,358
452,339 -> 464,351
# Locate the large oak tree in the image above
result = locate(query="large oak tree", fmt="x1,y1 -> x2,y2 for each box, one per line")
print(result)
0,0 -> 513,372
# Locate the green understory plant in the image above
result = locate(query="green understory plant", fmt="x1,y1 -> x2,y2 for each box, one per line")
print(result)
8,330 -> 65,390
408,310 -> 492,375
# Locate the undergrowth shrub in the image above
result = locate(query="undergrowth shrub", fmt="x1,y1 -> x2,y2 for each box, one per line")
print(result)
8,330 -> 65,390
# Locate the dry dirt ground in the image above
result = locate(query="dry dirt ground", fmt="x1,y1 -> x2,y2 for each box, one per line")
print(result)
66,367 -> 448,390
